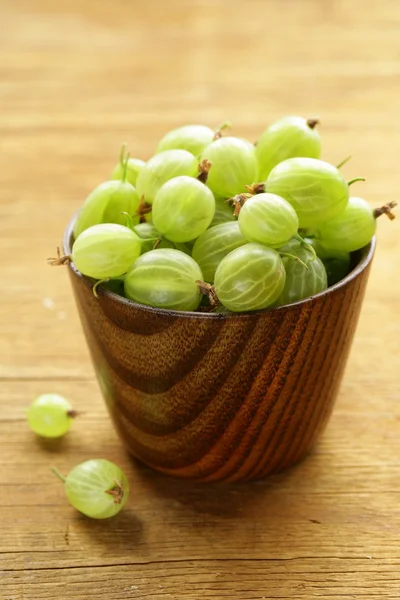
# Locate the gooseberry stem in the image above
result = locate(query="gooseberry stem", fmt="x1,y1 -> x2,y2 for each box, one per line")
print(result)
197,159 -> 212,184
105,480 -> 124,505
306,117 -> 319,129
93,278 -> 110,298
138,235 -> 158,243
52,467 -> 66,483
136,197 -> 152,220
336,155 -> 352,169
196,280 -> 220,307
67,410 -> 78,419
373,201 -> 397,221
122,152 -> 130,184
47,247 -> 71,266
294,233 -> 316,261
279,252 -> 309,271
245,183 -> 265,195
213,121 -> 232,140
93,277 -> 125,298
121,211 -> 135,231
153,238 -> 162,249
229,193 -> 252,216
347,177 -> 365,187
119,143 -> 127,166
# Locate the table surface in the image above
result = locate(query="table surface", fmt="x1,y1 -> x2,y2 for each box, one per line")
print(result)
1,0 -> 400,598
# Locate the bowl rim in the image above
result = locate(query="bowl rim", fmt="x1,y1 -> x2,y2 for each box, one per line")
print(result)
63,213 -> 376,320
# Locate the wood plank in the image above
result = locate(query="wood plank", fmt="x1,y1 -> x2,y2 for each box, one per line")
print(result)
1,381 -> 399,576
2,560 -> 400,600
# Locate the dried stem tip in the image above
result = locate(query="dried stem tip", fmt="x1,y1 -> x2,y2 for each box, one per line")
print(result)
106,480 -> 124,505
213,121 -> 232,141
197,159 -> 212,184
47,247 -> 71,266
245,183 -> 265,195
230,193 -> 252,216
136,197 -> 152,219
67,410 -> 79,419
306,117 -> 319,129
373,201 -> 397,221
196,280 -> 220,307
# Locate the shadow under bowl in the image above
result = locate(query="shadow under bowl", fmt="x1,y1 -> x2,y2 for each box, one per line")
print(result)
64,217 -> 375,483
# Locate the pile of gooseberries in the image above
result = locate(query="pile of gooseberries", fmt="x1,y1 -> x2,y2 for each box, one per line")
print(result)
51,117 -> 397,313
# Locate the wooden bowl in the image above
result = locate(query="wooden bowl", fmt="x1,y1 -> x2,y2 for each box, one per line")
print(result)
64,217 -> 375,482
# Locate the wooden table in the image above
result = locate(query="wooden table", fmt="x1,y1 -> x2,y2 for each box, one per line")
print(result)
1,0 -> 399,598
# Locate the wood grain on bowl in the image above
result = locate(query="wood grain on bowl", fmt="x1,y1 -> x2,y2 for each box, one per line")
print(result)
65,221 -> 375,482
